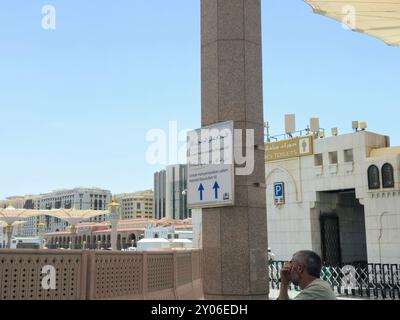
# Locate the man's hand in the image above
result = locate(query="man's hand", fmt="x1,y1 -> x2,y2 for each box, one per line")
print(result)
280,262 -> 292,286
278,262 -> 292,300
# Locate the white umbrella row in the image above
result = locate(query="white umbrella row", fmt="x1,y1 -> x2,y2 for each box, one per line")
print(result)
0,205 -> 111,248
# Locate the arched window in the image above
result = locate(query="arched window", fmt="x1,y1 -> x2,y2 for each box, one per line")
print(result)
368,165 -> 380,190
382,163 -> 395,188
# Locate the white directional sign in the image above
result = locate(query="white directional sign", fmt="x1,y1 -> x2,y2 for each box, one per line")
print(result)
187,121 -> 235,209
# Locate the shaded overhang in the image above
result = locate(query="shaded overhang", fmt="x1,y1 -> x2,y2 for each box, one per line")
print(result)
304,0 -> 400,47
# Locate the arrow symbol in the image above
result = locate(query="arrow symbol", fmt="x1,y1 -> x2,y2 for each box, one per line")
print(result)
198,183 -> 205,201
213,181 -> 220,199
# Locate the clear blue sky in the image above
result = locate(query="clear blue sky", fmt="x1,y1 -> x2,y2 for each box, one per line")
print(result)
0,0 -> 399,199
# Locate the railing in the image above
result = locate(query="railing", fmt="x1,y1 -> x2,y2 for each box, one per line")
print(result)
269,261 -> 400,300
0,249 -> 203,300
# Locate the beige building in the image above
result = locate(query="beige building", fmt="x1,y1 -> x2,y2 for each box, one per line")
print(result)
43,217 -> 193,250
0,196 -> 25,209
115,190 -> 154,219
266,128 -> 400,265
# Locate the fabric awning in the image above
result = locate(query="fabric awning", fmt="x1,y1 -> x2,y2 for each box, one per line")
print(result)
304,0 -> 400,47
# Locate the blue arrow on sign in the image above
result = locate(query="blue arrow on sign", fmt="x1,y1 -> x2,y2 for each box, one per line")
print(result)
213,181 -> 220,199
198,183 -> 205,201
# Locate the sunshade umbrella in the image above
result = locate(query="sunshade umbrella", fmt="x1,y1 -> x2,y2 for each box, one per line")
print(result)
38,208 -> 109,234
0,205 -> 42,248
0,221 -> 27,244
0,221 -> 26,227
304,0 -> 400,47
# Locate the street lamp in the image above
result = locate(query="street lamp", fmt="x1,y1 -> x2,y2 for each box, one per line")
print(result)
107,196 -> 121,251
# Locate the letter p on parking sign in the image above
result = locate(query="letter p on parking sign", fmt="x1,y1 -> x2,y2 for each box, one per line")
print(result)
274,182 -> 285,205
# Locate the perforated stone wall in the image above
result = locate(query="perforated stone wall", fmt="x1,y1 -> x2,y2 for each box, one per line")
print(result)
147,254 -> 174,292
177,253 -> 192,286
0,249 -> 202,300
92,252 -> 143,299
0,250 -> 84,300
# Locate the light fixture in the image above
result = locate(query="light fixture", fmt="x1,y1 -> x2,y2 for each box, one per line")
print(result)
352,121 -> 359,132
360,121 -> 367,131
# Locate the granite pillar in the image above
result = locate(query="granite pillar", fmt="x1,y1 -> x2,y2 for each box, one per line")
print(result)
201,0 -> 268,299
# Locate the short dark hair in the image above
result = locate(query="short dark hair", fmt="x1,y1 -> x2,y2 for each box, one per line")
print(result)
294,250 -> 322,278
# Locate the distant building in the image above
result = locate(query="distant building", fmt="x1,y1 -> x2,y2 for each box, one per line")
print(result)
43,217 -> 192,250
0,196 -> 25,209
154,165 -> 191,220
0,187 -> 112,237
166,164 -> 190,220
154,170 -> 166,219
115,190 -> 154,219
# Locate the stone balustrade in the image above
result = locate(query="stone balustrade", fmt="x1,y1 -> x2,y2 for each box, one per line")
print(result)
0,249 -> 202,300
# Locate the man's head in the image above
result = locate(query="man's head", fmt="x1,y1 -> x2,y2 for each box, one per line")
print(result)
289,250 -> 322,286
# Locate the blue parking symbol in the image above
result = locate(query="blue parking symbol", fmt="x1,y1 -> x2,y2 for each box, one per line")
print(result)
274,183 -> 284,197
274,182 -> 285,205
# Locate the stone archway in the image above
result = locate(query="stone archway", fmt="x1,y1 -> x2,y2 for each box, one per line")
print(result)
266,166 -> 301,202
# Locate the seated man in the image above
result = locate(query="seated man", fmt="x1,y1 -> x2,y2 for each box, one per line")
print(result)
278,250 -> 337,300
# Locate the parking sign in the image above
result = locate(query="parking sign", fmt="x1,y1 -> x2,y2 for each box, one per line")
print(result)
274,182 -> 285,205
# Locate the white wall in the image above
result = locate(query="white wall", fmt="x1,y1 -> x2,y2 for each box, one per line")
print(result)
266,159 -> 313,261
364,195 -> 400,264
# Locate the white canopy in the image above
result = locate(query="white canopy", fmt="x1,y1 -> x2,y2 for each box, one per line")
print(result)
0,206 -> 42,225
38,208 -> 107,225
304,0 -> 400,47
0,220 -> 26,228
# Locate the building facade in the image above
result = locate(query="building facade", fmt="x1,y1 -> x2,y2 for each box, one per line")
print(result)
154,170 -> 166,219
154,165 -> 192,220
154,165 -> 191,220
1,187 -> 112,237
43,218 -> 192,250
265,130 -> 400,265
165,164 -> 190,220
115,190 -> 154,219
0,196 -> 25,209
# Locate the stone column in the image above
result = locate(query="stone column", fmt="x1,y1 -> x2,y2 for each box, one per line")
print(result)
201,0 -> 268,299
6,224 -> 13,249
111,220 -> 118,251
